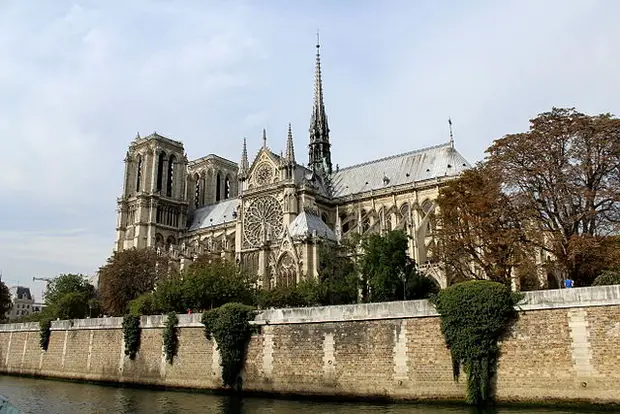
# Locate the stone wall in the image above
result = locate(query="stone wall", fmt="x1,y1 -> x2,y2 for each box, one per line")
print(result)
0,286 -> 619,405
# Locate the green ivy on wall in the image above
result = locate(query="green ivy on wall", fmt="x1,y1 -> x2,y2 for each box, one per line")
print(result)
163,311 -> 179,364
201,303 -> 257,389
432,280 -> 523,406
39,319 -> 52,351
122,314 -> 141,360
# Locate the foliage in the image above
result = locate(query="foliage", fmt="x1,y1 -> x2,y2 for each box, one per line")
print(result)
98,248 -> 171,316
256,279 -> 321,309
128,293 -> 156,316
39,318 -> 52,351
358,230 -> 436,302
432,280 -> 522,405
592,269 -> 620,286
317,241 -> 359,305
359,230 -> 410,302
486,107 -> 620,284
122,314 -> 141,360
154,255 -> 257,313
434,166 -> 526,286
162,311 -> 179,364
44,273 -> 99,319
202,303 -> 257,388
0,281 -> 11,322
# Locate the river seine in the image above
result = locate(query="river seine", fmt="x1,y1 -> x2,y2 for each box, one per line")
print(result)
0,376 -> 599,414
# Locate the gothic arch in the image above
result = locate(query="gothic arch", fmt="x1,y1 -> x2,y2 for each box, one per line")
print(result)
136,154 -> 143,193
276,252 -> 298,288
156,151 -> 167,192
167,154 -> 176,197
165,235 -> 176,250
216,171 -> 222,202
155,233 -> 164,249
224,174 -> 231,199
193,173 -> 201,208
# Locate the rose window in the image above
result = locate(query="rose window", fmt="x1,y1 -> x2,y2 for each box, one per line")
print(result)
243,196 -> 283,248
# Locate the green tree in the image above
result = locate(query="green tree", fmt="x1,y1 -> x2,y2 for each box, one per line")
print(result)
98,247 -> 170,315
44,273 -> 98,319
317,241 -> 359,305
0,281 -> 11,322
359,230 -> 437,302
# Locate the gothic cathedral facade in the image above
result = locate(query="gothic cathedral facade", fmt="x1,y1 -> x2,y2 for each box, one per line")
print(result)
115,41 -> 471,289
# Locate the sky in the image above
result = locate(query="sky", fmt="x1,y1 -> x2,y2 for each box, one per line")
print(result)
0,0 -> 618,301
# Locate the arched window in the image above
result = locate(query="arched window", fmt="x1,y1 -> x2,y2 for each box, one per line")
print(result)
156,152 -> 166,192
224,175 -> 231,199
155,233 -> 164,249
216,172 -> 222,202
277,253 -> 297,288
136,155 -> 143,193
194,173 -> 201,208
166,155 -> 176,197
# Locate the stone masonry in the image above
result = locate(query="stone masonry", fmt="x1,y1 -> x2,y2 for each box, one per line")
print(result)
0,286 -> 619,405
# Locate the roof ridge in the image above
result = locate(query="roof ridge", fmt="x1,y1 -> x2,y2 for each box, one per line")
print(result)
334,142 -> 451,173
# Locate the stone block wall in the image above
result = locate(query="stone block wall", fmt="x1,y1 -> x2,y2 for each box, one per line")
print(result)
0,286 -> 619,405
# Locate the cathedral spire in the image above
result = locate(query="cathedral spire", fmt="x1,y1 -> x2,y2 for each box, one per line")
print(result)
262,128 -> 268,149
285,123 -> 295,163
448,118 -> 454,148
308,31 -> 332,176
239,137 -> 249,178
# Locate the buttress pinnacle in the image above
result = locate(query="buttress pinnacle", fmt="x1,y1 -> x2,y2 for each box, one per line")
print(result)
285,123 -> 295,163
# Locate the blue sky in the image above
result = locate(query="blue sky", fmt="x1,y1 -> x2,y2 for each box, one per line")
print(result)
1,0 -> 618,300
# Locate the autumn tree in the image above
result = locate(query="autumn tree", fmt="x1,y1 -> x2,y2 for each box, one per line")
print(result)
487,107 -> 620,284
434,165 -> 525,286
98,248 -> 171,315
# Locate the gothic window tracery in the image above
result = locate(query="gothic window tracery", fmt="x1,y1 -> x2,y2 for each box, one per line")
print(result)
243,196 -> 283,248
277,253 -> 297,287
254,162 -> 274,186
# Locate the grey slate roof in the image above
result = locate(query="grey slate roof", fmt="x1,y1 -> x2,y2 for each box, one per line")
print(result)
331,142 -> 470,198
188,198 -> 239,231
288,211 -> 337,241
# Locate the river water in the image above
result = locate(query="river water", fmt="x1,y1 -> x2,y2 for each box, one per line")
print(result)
0,376 -> 598,414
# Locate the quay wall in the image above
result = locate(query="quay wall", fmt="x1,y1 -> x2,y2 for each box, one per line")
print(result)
0,286 -> 619,405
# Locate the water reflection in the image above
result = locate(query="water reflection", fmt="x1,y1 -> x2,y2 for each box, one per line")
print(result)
0,376 -> 592,414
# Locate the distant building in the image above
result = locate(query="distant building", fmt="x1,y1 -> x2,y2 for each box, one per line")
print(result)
7,286 -> 35,320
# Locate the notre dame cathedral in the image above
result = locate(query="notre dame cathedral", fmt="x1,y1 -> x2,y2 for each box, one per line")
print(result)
115,40 -> 471,289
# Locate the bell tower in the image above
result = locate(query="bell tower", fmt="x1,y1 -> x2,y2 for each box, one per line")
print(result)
115,132 -> 189,252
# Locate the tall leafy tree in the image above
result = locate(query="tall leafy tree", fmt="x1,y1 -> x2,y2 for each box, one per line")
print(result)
44,273 -> 99,319
487,107 -> 620,284
0,280 -> 12,322
317,241 -> 359,305
434,165 -> 525,286
98,247 -> 170,315
359,230 -> 436,302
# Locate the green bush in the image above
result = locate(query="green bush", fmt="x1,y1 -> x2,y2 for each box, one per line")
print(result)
163,311 -> 179,364
122,314 -> 141,360
592,270 -> 620,286
432,280 -> 522,406
128,293 -> 156,316
202,303 -> 257,388
39,319 -> 52,351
